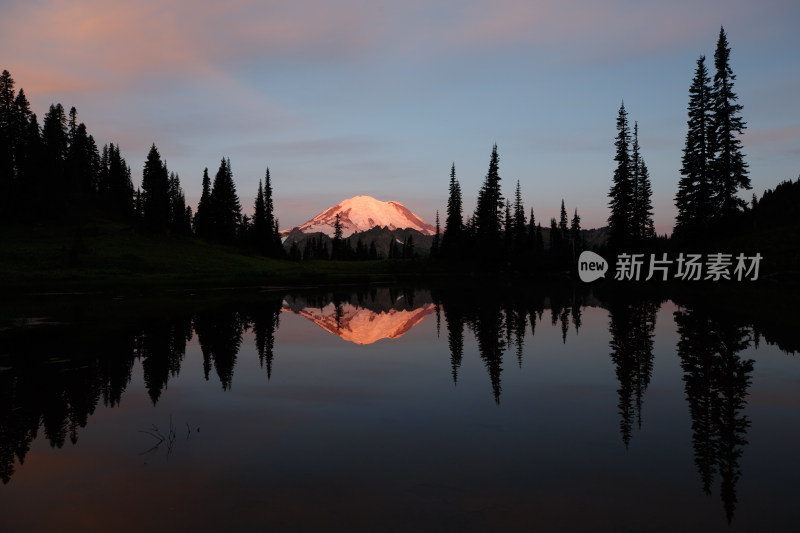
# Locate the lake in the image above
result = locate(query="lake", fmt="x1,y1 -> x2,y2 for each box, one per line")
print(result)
1,285 -> 798,532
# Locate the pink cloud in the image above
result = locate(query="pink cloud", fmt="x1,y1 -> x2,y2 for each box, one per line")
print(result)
0,0 -> 380,98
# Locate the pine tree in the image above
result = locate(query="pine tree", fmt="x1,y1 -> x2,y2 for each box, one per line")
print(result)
141,144 -> 170,233
41,103 -> 69,215
559,199 -> 569,248
0,72 -> 16,177
608,102 -> 633,249
474,144 -> 503,257
513,181 -> 526,253
262,168 -> 281,257
332,213 -> 343,259
527,208 -> 542,259
630,122 -> 655,242
65,108 -> 96,196
676,56 -> 714,236
16,111 -> 44,218
549,217 -> 560,251
711,27 -> 749,216
193,168 -> 212,238
431,210 -> 441,257
252,179 -> 267,252
442,162 -> 463,256
504,201 -> 513,256
535,222 -> 544,256
168,172 -> 190,234
635,156 -> 655,240
0,70 -> 15,219
209,157 -> 241,245
114,144 -> 134,220
570,208 -> 582,259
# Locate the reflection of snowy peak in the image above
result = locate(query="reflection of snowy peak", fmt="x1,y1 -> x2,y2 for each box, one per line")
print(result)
283,300 -> 436,345
294,195 -> 435,237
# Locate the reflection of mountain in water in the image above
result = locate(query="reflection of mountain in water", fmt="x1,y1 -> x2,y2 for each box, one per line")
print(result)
283,290 -> 435,345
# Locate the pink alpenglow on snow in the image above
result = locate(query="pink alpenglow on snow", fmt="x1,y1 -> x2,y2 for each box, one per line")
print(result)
294,195 -> 436,237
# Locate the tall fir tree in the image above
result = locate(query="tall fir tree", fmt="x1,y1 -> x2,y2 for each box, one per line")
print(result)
0,70 -> 16,215
474,144 -> 503,257
570,208 -> 582,259
442,162 -> 463,256
262,167 -> 281,257
41,103 -> 69,215
140,143 -> 171,233
635,155 -> 655,240
332,213 -> 344,260
608,102 -> 633,250
559,199 -> 569,248
193,168 -> 212,239
252,179 -> 267,252
168,172 -> 190,234
65,108 -> 97,196
431,211 -> 441,257
549,217 -> 561,251
711,27 -> 749,216
512,180 -> 527,257
0,71 -> 19,219
675,56 -> 714,236
209,157 -> 241,245
99,143 -> 134,220
630,122 -> 655,242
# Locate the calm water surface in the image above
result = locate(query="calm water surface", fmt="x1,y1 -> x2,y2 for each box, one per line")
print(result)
1,286 -> 798,532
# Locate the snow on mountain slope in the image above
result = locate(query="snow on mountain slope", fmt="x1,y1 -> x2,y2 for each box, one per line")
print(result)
293,195 -> 435,237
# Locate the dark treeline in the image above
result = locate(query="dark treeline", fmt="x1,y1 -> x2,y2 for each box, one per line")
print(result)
436,150 -> 591,273
434,27 -> 796,274
0,70 -> 284,258
432,284 -> 590,402
668,28 -> 800,255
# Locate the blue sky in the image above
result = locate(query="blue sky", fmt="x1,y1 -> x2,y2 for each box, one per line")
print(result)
2,0 -> 799,233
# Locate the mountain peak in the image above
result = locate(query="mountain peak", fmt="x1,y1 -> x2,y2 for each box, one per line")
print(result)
293,195 -> 435,237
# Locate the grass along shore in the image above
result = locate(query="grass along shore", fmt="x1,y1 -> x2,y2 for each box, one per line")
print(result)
0,219 -> 430,295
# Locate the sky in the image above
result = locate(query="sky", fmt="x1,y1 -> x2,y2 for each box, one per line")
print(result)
2,0 -> 799,234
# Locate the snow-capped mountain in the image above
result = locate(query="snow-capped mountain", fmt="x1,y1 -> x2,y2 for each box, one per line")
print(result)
292,195 -> 435,237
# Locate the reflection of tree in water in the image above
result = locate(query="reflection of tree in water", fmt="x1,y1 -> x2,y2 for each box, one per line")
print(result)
473,304 -> 506,404
0,299 -> 284,484
249,301 -> 283,380
194,308 -> 245,390
435,286 -> 586,403
443,302 -> 465,385
0,327 -> 140,484
607,299 -> 659,448
138,317 -> 193,404
675,307 -> 754,524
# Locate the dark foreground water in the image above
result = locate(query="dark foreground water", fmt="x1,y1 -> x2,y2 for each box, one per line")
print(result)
1,286 -> 798,532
